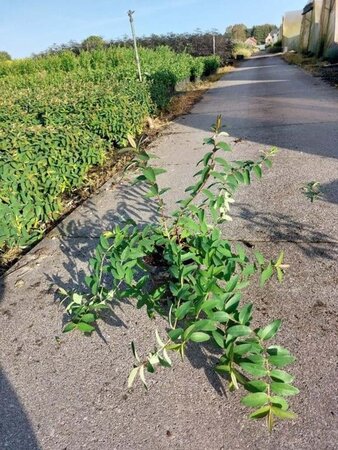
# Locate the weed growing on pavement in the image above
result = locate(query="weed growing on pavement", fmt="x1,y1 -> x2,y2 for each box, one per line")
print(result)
59,116 -> 298,431
302,181 -> 322,203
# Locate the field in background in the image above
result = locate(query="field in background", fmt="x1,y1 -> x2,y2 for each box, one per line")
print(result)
0,46 -> 221,262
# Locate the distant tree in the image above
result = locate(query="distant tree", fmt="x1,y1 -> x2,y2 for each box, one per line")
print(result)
0,51 -> 11,62
81,35 -> 105,51
229,24 -> 247,42
251,24 -> 277,44
224,26 -> 233,39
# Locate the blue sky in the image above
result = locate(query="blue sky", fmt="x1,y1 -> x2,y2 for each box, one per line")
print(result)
1,0 -> 307,58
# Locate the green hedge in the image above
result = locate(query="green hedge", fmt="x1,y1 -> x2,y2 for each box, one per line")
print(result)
0,47 -> 220,253
0,125 -> 107,248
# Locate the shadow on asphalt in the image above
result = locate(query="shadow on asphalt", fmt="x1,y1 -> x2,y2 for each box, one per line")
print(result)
46,182 -> 160,334
185,343 -> 227,396
1,274 -> 41,449
233,203 -> 338,260
0,370 -> 41,450
321,179 -> 338,205
175,57 -> 338,160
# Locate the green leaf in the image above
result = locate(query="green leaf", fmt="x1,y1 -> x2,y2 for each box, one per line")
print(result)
270,396 -> 289,411
210,311 -> 229,323
217,141 -> 231,152
63,322 -> 77,333
99,235 -> 110,250
239,362 -> 267,377
257,319 -> 281,341
260,263 -> 274,287
76,322 -> 95,333
234,342 -> 262,356
226,275 -> 239,292
228,325 -> 252,338
142,167 -> 156,183
270,382 -> 299,396
271,407 -> 297,420
270,370 -> 294,384
253,165 -> 262,179
212,330 -> 225,348
175,301 -> 192,320
249,405 -> 271,419
254,251 -> 265,266
215,364 -> 230,373
81,313 -> 96,324
268,355 -> 296,368
264,159 -> 272,169
72,293 -> 83,305
189,332 -> 210,343
245,380 -> 268,393
128,367 -> 139,389
239,304 -> 253,325
241,392 -> 269,407
168,328 -> 184,341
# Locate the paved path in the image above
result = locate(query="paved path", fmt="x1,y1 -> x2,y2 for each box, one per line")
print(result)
1,55 -> 338,450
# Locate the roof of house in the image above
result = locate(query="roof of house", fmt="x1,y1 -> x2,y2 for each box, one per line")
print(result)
302,2 -> 314,15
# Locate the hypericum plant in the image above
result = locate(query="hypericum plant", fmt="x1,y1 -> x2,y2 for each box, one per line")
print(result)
60,116 -> 298,431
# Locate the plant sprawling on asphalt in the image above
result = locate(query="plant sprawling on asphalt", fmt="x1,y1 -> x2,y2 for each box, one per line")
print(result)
60,116 -> 298,431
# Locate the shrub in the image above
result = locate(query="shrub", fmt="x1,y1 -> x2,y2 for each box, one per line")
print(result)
232,43 -> 255,58
202,55 -> 221,76
0,125 -> 107,249
0,46 -> 223,253
60,117 -> 298,432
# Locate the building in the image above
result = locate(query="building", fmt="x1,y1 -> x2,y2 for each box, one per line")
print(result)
282,10 -> 303,51
245,37 -> 258,47
319,0 -> 338,57
300,1 -> 324,55
265,29 -> 281,46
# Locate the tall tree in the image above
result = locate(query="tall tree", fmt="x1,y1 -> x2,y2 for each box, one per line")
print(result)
229,24 -> 248,42
0,51 -> 11,62
81,35 -> 105,51
251,24 -> 277,44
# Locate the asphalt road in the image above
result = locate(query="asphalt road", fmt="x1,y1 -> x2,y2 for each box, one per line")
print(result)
1,55 -> 338,449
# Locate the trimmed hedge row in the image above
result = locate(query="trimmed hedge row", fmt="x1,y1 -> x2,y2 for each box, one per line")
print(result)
0,47 -> 220,253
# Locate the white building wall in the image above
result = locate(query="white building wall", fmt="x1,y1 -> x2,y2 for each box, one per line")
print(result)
308,0 -> 324,55
283,10 -> 303,51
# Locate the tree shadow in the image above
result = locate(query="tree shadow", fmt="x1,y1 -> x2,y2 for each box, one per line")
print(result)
320,179 -> 338,205
232,202 -> 338,260
172,55 -> 338,160
184,342 -> 227,397
0,370 -> 41,450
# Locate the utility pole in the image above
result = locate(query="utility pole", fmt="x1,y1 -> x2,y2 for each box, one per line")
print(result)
128,10 -> 142,82
212,33 -> 216,55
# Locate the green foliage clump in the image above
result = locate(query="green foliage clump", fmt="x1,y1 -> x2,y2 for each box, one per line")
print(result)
201,55 -> 221,76
0,124 -> 107,249
60,117 -> 298,432
232,43 -> 257,58
0,46 -> 220,255
0,51 -> 11,62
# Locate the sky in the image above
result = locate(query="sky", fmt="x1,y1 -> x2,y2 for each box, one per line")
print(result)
0,0 -> 307,58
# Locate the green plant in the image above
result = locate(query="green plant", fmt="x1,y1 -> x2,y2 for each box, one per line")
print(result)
302,181 -> 321,202
232,43 -> 255,58
60,117 -> 298,431
0,46 -> 219,254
